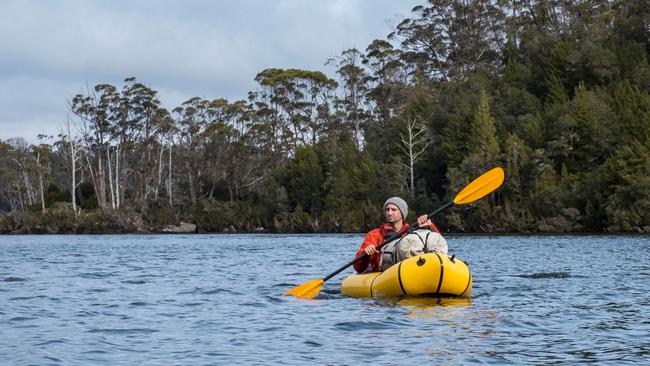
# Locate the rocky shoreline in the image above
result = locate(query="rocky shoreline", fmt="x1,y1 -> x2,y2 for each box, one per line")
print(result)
2,205 -> 648,235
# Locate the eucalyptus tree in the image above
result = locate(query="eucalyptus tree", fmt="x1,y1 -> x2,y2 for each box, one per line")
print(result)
9,138 -> 37,209
0,141 -> 10,210
55,118 -> 84,216
253,68 -> 338,150
305,72 -> 338,146
155,110 -> 177,204
247,91 -> 288,167
0,142 -> 11,211
32,135 -> 53,214
361,40 -> 411,161
363,40 -> 408,122
392,1 -> 506,81
69,83 -> 120,209
223,99 -> 272,202
209,99 -> 266,202
200,99 -> 238,200
118,79 -> 166,211
330,48 -> 371,149
0,140 -> 25,211
173,97 -> 210,206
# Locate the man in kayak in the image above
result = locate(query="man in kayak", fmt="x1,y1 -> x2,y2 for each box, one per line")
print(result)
353,197 -> 443,273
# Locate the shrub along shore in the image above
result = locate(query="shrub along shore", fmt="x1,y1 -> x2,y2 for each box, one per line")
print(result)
2,202 -> 648,234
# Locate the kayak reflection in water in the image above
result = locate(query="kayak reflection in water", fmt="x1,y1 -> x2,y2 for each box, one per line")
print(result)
353,197 -> 447,273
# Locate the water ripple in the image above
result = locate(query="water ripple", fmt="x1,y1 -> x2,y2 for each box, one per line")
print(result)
1,234 -> 649,364
86,328 -> 159,334
3,276 -> 28,282
333,320 -> 392,330
9,295 -> 47,301
79,272 -> 114,279
121,279 -> 147,284
34,339 -> 68,346
9,316 -> 37,322
513,271 -> 572,279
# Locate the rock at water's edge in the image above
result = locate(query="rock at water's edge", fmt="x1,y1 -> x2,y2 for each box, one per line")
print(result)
161,222 -> 197,233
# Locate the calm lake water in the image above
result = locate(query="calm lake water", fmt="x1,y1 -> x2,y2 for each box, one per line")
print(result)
1,234 -> 649,365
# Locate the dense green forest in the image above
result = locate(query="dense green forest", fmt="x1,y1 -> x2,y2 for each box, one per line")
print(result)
1,0 -> 649,233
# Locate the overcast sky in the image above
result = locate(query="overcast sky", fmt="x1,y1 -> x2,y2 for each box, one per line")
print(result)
0,0 -> 419,142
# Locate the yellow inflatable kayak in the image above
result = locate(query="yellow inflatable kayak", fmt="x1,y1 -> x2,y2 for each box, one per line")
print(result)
340,253 -> 472,298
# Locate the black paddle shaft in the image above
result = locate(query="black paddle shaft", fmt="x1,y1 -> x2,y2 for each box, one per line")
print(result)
322,201 -> 453,282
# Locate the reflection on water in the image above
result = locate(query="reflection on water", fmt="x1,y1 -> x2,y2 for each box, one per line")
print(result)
397,297 -> 472,319
1,234 -> 650,364
396,296 -> 472,308
513,271 -> 572,279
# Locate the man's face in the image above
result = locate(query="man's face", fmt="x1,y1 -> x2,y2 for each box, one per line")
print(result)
385,203 -> 402,223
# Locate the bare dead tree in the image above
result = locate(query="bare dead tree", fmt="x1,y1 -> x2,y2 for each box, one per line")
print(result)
33,134 -> 53,214
62,117 -> 84,217
398,117 -> 431,199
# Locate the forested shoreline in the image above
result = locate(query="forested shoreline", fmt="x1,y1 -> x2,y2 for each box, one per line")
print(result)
2,1 -> 649,234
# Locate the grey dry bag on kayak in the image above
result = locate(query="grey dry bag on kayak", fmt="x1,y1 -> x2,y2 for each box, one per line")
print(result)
379,229 -> 448,271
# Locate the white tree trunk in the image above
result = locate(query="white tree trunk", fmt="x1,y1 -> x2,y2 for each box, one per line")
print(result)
65,119 -> 81,217
115,144 -> 121,209
155,144 -> 164,201
34,150 -> 46,214
409,142 -> 415,194
399,118 -> 431,199
96,152 -> 106,208
39,173 -> 45,213
17,181 -> 25,211
107,147 -> 116,209
83,149 -> 97,204
168,143 -> 173,206
38,155 -> 45,214
70,143 -> 77,214
23,171 -> 34,206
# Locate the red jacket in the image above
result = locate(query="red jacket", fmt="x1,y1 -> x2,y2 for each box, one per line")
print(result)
354,221 -> 440,273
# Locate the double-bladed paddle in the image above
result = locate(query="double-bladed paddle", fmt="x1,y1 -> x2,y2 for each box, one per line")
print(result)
285,166 -> 505,299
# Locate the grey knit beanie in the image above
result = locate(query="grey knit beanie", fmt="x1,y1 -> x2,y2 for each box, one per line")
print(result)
384,197 -> 408,219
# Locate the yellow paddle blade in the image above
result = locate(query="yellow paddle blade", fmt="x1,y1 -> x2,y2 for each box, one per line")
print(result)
284,279 -> 325,299
453,167 -> 505,205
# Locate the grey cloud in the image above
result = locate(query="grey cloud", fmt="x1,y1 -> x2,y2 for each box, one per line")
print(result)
0,0 -> 416,141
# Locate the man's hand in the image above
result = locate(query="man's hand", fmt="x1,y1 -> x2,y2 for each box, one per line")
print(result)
417,214 -> 432,228
363,245 -> 379,256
